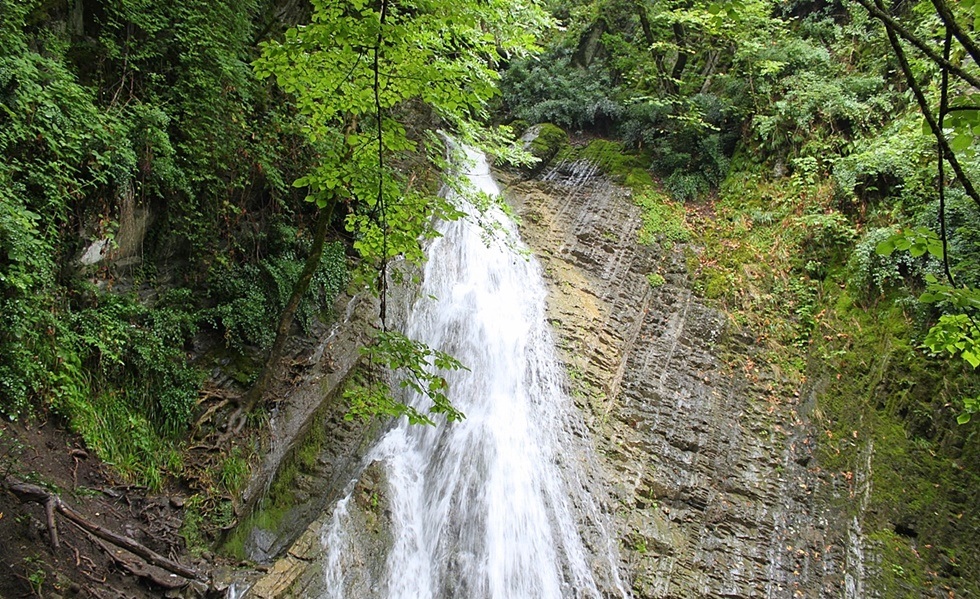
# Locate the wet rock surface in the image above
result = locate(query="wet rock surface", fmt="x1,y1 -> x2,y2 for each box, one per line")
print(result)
500,161 -> 857,598
237,291 -> 382,564
247,461 -> 393,598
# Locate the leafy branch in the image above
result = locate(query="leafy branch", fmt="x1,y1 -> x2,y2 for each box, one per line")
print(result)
345,330 -> 467,425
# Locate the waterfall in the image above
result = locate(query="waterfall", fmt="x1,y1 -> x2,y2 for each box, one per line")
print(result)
318,147 -> 629,599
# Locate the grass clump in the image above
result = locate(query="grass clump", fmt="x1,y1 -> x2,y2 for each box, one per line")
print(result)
646,273 -> 666,288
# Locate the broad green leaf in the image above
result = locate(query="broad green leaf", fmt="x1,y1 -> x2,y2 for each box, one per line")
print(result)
950,133 -> 973,152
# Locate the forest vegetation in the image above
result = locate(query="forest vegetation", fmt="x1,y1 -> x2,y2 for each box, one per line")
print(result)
1,0 -> 979,595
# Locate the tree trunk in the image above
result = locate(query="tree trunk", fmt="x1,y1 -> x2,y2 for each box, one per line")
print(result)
239,203 -> 334,416
669,22 -> 688,94
635,3 -> 673,94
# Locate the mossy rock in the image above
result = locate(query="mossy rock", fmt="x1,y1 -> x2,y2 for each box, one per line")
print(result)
521,123 -> 569,173
576,139 -> 655,189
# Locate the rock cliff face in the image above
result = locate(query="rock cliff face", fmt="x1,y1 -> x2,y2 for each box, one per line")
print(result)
501,159 -> 862,598
247,155 -> 868,599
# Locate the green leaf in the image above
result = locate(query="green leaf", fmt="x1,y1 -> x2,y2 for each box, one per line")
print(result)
957,413 -> 971,425
950,133 -> 973,152
876,239 -> 895,255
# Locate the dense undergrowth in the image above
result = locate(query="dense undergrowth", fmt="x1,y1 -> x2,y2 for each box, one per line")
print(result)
0,0 -> 349,499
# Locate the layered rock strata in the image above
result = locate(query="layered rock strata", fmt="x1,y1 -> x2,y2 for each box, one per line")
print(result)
501,159 -> 859,598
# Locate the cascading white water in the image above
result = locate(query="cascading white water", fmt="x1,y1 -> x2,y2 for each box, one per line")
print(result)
318,147 -> 629,599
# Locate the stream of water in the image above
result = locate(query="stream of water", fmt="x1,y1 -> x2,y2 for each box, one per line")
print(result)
318,148 -> 628,599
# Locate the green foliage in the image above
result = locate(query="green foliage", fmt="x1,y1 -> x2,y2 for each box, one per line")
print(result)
218,448 -> 251,495
64,288 -> 204,435
635,189 -> 691,246
179,494 -> 209,556
811,282 -> 980,595
0,191 -> 58,419
924,313 -> 980,369
256,0 -> 548,422
877,227 -> 980,424
514,0 -> 980,592
346,331 -> 468,425
206,241 -> 348,351
59,389 -> 183,489
876,227 -> 944,261
848,227 -> 930,300
831,115 -> 935,210
256,0 -> 549,268
0,0 -> 362,498
500,50 -> 622,131
646,272 -> 666,288
794,211 -> 856,278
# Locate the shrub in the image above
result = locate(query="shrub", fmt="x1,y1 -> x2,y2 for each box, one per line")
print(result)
206,241 -> 348,351
848,226 -> 935,301
500,50 -> 623,132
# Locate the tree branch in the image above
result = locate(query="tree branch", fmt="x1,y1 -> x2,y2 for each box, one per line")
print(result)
875,0 -> 980,213
929,0 -> 980,69
854,0 -> 980,90
939,29 -> 958,287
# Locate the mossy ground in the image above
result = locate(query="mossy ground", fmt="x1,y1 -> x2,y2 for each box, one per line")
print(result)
220,405 -> 331,559
567,138 -> 656,189
528,123 -> 569,159
809,283 -> 980,595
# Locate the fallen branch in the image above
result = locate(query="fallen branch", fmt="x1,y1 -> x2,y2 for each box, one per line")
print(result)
87,532 -> 187,590
4,476 -> 205,582
192,397 -> 231,436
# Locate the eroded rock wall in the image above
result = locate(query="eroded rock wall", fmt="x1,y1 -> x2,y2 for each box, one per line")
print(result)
246,156 -> 865,599
501,161 -> 859,598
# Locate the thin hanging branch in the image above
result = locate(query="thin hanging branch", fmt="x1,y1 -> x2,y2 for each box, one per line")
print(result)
375,0 -> 390,330
872,0 -> 980,214
938,29 -> 957,287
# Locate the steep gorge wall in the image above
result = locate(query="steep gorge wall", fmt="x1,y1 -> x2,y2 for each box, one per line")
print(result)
501,161 -> 861,598
243,153 -> 873,599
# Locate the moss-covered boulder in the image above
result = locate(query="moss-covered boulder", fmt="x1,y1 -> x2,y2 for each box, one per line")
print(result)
520,123 -> 569,176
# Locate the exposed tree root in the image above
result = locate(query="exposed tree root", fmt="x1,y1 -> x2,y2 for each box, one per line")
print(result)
4,476 -> 205,582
